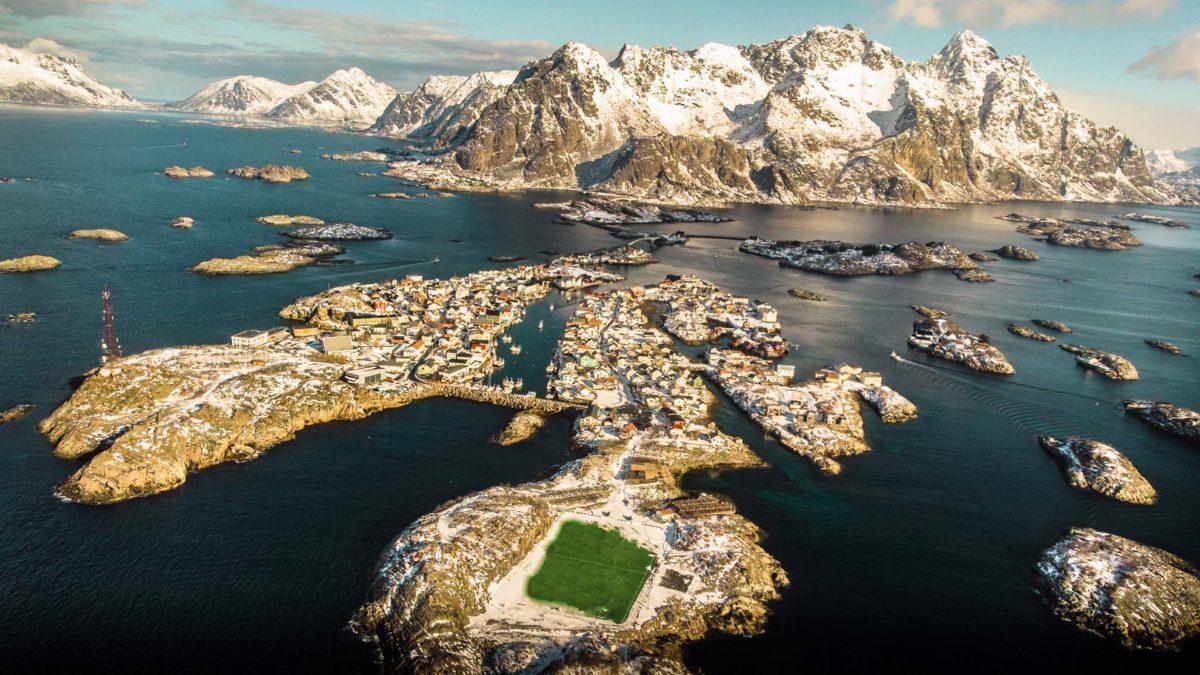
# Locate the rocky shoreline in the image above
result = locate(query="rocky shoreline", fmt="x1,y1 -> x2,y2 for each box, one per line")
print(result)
1036,528 -> 1200,650
1123,400 -> 1200,445
1037,436 -> 1156,504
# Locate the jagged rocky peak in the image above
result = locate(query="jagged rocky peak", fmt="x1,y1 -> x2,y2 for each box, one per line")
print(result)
741,25 -> 902,85
614,41 -> 768,135
371,70 -> 517,140
171,75 -> 316,115
266,66 -> 396,122
0,41 -> 141,108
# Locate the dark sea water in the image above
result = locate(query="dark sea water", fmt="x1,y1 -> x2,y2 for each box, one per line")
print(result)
1,105 -> 1198,673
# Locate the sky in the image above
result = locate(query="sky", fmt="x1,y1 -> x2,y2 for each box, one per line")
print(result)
1,0 -> 1197,148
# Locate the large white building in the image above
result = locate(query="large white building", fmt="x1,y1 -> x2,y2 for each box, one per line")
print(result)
231,330 -> 269,347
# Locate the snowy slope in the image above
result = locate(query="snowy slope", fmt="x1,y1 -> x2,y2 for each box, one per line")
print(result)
0,42 -> 141,108
266,67 -> 396,123
170,75 -> 316,115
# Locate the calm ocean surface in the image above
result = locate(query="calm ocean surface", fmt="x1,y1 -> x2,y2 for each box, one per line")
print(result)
1,106 -> 1198,673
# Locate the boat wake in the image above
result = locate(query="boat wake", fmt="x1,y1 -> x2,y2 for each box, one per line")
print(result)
891,351 -> 1120,436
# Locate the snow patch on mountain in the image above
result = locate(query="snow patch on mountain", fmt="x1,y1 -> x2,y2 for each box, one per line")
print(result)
265,67 -> 396,123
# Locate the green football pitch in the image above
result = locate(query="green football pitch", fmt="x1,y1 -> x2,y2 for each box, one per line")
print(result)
525,519 -> 656,622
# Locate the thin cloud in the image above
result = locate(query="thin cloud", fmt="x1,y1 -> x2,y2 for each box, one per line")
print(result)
0,1 -> 147,18
1129,28 -> 1200,82
224,0 -> 555,70
886,0 -> 1176,28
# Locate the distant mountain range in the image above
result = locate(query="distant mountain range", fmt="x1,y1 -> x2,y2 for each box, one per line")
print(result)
169,68 -> 396,122
0,42 -> 140,108
1,29 -> 1191,207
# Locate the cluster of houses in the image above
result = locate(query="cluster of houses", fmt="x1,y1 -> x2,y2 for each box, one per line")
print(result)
548,287 -> 721,448
707,349 -> 877,433
226,266 -> 611,390
648,276 -> 788,359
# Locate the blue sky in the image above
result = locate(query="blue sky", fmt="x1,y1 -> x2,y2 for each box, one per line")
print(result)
1,0 -> 1197,147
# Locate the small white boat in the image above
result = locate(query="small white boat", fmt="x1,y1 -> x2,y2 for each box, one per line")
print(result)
509,344 -> 522,355
890,351 -> 902,362
500,335 -> 513,344
537,320 -> 544,330
494,357 -> 505,368
545,362 -> 557,373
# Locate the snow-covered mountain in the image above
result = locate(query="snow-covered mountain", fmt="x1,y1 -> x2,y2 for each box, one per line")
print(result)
370,70 -> 516,144
379,26 -> 1170,207
170,75 -> 316,115
1147,147 -> 1200,176
0,42 -> 140,108
264,67 -> 396,123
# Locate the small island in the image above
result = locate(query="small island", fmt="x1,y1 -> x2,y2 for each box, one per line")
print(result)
908,318 -> 1014,375
1145,340 -> 1182,355
788,288 -> 827,301
543,198 -> 731,226
227,165 -> 310,183
1119,212 -> 1188,228
162,166 -> 213,178
67,228 -> 128,241
490,411 -> 546,446
1036,528 -> 1200,650
0,404 -> 34,427
954,268 -> 993,282
1123,400 -> 1200,445
1037,436 -> 1156,504
1033,319 -> 1072,333
1013,219 -> 1141,250
256,214 -> 325,226
281,223 -> 392,241
0,255 -> 61,273
993,245 -> 1039,260
1008,323 -> 1055,342
741,238 -> 977,278
1060,344 -> 1138,381
190,241 -> 345,275
554,244 -> 655,267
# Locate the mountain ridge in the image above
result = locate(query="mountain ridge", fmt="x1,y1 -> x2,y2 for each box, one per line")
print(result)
0,42 -> 141,108
377,26 -> 1172,207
